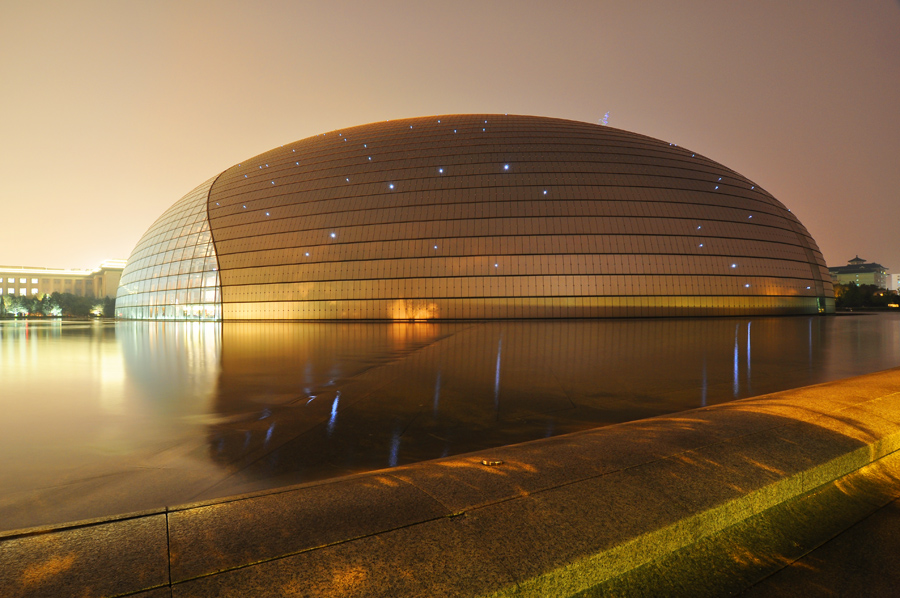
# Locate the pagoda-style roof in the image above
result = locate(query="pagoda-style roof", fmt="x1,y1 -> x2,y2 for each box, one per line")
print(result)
829,256 -> 887,275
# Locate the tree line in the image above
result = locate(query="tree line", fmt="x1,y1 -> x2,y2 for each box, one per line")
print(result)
0,292 -> 116,318
833,282 -> 899,309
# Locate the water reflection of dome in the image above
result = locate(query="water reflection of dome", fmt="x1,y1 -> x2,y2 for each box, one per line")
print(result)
117,321 -> 221,413
117,115 -> 834,320
200,318 -> 840,492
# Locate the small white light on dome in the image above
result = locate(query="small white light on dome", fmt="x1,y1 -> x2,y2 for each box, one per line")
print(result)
543,190 -> 548,195
494,263 -> 498,267
454,129 -> 457,133
244,175 -> 248,178
296,162 -> 299,165
699,244 -> 704,247
697,226 -> 702,229
242,205 -> 246,209
330,232 -> 336,238
718,177 -> 722,181
503,164 -> 509,170
751,186 -> 755,190
271,181 -> 275,185
715,186 -> 719,190
745,284 -> 751,288
368,157 -> 372,160
434,245 -> 438,249
346,178 -> 350,182
389,183 -> 394,189
438,168 -> 444,174
364,144 -> 367,148
305,252 -> 310,256
731,264 -> 737,268
748,215 -> 753,218
266,164 -> 268,167
265,212 -> 269,216
438,120 -> 441,123
807,286 -> 811,289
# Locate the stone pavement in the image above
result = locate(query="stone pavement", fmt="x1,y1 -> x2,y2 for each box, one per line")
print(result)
741,495 -> 900,597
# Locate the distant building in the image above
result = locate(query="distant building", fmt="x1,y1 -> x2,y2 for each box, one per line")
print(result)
829,256 -> 890,288
0,260 -> 126,299
891,274 -> 900,291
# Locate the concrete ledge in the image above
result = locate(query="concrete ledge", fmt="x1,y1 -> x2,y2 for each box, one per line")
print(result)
1,367 -> 899,597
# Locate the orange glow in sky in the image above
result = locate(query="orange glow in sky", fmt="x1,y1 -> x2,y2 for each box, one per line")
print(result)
1,1 -> 898,272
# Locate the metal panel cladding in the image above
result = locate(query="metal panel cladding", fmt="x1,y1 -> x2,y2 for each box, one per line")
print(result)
125,114 -> 836,320
116,176 -> 222,320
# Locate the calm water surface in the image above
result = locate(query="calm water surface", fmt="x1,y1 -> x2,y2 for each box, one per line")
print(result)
1,313 -> 898,530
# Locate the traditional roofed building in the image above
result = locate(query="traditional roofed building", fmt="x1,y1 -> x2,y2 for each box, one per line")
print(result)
829,256 -> 890,289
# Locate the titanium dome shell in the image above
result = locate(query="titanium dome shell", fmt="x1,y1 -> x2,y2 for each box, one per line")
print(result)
117,114 -> 834,320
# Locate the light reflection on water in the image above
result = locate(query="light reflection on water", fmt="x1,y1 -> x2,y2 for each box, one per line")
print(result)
0,314 -> 898,530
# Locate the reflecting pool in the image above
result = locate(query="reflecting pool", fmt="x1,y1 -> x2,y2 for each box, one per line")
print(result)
1,313 -> 898,530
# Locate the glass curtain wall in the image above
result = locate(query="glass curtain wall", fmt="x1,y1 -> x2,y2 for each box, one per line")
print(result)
116,176 -> 221,320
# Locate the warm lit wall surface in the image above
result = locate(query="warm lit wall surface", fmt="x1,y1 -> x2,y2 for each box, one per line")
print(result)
118,115 -> 834,320
1,264 -> 124,299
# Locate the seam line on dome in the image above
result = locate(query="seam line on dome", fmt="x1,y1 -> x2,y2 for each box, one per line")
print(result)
205,169 -> 228,320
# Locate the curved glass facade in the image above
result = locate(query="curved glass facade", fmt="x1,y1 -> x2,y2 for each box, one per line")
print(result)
118,114 -> 834,320
116,176 -> 221,320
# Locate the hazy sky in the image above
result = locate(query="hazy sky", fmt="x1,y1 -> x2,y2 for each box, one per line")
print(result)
2,1 -> 898,272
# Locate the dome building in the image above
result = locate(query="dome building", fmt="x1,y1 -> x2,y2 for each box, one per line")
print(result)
116,115 -> 834,320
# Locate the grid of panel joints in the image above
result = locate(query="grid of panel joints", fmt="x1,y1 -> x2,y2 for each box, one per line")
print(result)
209,238 -> 821,285
207,117 -> 804,257
204,115 -> 830,318
211,152 -> 808,253
216,127 -> 816,268
117,175 -> 222,320
211,169 -> 824,302
208,201 -> 822,279
209,125 -> 789,221
222,296 -> 826,321
208,117 -> 778,195
209,115 -> 745,186
210,178 -> 805,263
